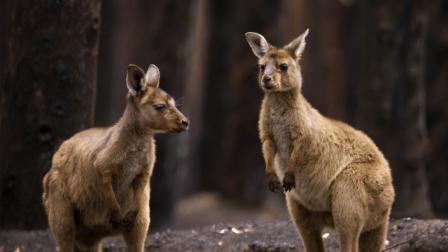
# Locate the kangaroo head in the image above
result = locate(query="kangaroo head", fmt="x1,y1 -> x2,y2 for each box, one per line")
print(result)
126,64 -> 189,134
245,29 -> 309,92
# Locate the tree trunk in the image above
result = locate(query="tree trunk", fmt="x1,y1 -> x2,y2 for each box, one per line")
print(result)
0,0 -> 14,96
425,0 -> 448,216
280,0 -> 348,122
143,0 -> 198,230
0,0 -> 101,229
354,0 -> 434,218
199,0 -> 283,204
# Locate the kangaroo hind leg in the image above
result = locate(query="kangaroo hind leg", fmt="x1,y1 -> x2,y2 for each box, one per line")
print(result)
47,188 -> 76,252
359,221 -> 388,252
286,194 -> 326,252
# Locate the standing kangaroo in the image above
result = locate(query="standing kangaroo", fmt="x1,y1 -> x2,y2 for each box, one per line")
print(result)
42,64 -> 189,252
245,30 -> 395,252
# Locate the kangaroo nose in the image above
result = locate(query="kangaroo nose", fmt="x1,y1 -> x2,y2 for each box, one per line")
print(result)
181,119 -> 189,127
263,77 -> 272,84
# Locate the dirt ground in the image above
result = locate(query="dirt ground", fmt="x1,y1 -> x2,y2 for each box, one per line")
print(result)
1,192 -> 447,252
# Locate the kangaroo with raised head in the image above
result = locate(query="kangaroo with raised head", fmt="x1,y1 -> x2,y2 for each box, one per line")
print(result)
245,30 -> 395,252
42,64 -> 189,252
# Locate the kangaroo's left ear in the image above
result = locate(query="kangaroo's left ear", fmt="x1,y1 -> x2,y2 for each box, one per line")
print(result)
145,64 -> 160,88
126,64 -> 147,98
245,32 -> 272,58
285,29 -> 309,60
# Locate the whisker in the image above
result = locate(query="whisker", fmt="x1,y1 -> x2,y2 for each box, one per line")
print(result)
175,97 -> 185,107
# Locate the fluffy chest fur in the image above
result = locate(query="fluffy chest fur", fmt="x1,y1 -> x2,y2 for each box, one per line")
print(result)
267,105 -> 295,166
260,95 -> 351,211
113,141 -> 153,203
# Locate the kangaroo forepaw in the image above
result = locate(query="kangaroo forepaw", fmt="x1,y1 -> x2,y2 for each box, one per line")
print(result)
122,211 -> 137,232
267,172 -> 281,193
282,172 -> 296,192
268,180 -> 282,192
109,210 -> 122,229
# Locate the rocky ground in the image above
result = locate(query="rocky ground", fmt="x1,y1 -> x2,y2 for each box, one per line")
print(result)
1,218 -> 447,252
1,192 -> 447,251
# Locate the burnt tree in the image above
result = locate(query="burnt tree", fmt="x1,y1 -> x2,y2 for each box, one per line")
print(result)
0,0 -> 101,229
0,0 -> 14,91
425,0 -> 448,216
280,0 -> 349,122
198,0 -> 283,204
354,0 -> 434,218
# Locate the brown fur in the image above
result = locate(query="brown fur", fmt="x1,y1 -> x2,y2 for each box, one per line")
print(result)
246,30 -> 395,252
42,64 -> 189,252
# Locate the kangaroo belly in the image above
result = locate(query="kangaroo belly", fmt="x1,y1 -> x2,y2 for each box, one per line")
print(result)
67,166 -> 137,228
274,154 -> 333,212
76,183 -> 135,228
271,125 -> 331,211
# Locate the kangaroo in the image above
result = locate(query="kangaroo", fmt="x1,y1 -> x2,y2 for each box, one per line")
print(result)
245,30 -> 395,252
42,64 -> 189,252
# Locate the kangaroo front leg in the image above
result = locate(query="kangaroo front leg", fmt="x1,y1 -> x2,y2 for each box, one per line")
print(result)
283,140 -> 300,191
123,186 -> 150,252
261,136 -> 280,192
100,170 -> 122,229
122,172 -> 150,231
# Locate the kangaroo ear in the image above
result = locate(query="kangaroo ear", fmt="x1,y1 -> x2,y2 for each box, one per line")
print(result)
126,64 -> 147,98
245,32 -> 272,58
285,29 -> 309,59
145,64 -> 160,88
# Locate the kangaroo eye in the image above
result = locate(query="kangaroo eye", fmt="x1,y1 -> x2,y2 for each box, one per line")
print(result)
280,64 -> 288,71
153,104 -> 166,111
259,65 -> 265,71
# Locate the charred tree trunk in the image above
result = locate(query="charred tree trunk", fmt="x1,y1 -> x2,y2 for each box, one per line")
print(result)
0,0 -> 101,229
199,0 -> 283,204
181,0 -> 208,196
425,0 -> 448,217
144,0 -> 198,230
354,0 -> 434,218
0,0 -> 14,93
280,0 -> 348,122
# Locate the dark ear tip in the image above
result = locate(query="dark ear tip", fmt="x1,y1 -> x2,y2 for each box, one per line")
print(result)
127,64 -> 145,75
245,32 -> 259,38
127,64 -> 138,70
127,64 -> 145,74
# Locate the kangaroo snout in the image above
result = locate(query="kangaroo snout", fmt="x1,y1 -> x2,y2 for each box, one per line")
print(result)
263,76 -> 272,84
181,118 -> 189,128
170,116 -> 189,133
262,75 -> 276,90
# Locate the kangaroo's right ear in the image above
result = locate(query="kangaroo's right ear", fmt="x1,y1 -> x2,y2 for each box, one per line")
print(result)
145,64 -> 160,88
245,32 -> 272,58
126,64 -> 147,98
285,29 -> 309,60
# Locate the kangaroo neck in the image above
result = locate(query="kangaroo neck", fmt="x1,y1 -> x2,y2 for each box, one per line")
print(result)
112,106 -> 153,152
265,86 -> 317,133
265,86 -> 305,111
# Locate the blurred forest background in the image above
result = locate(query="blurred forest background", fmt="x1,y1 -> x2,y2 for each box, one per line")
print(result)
1,0 -> 447,231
